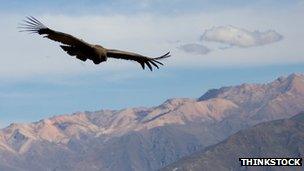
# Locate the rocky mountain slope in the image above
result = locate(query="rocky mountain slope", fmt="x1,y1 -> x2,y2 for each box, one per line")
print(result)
1,73 -> 304,171
163,112 -> 304,171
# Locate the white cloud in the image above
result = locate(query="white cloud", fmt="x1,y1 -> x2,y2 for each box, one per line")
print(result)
201,25 -> 283,47
178,43 -> 210,55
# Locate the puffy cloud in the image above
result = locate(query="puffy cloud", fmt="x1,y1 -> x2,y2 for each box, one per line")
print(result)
201,26 -> 283,47
178,43 -> 211,55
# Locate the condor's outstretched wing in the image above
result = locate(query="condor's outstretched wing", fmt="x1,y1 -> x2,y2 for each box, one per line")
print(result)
19,16 -> 171,70
106,49 -> 170,71
19,16 -> 92,49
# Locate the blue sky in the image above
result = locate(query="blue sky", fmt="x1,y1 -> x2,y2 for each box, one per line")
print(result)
0,0 -> 304,127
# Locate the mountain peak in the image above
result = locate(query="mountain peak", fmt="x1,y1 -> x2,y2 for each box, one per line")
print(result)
198,88 -> 223,101
274,73 -> 304,84
161,98 -> 195,108
285,73 -> 304,92
287,72 -> 304,78
199,73 -> 304,102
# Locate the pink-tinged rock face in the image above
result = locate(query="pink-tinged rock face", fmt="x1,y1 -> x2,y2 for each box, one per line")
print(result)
1,73 -> 304,171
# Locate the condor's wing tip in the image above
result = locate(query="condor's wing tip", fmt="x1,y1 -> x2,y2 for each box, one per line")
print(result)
18,16 -> 47,33
153,51 -> 171,60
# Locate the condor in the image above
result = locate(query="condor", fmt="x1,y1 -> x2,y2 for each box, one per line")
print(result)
19,16 -> 170,71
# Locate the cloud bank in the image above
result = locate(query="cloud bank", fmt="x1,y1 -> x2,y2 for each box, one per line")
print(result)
178,43 -> 210,55
201,26 -> 283,47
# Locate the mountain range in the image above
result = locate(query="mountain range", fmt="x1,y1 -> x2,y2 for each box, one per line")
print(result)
163,112 -> 304,171
1,73 -> 304,171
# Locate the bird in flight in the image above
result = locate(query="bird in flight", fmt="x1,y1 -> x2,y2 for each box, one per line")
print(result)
19,16 -> 170,71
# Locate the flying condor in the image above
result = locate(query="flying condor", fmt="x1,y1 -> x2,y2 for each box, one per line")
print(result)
19,16 -> 170,71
